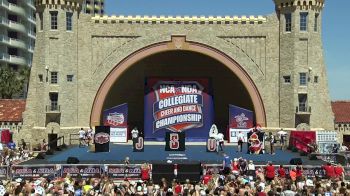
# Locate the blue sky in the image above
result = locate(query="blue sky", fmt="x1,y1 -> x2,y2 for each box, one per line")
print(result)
105,0 -> 350,101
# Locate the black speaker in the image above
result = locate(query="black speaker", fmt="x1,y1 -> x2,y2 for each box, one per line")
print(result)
290,158 -> 302,165
48,133 -> 58,150
309,154 -> 318,160
151,164 -> 174,184
67,157 -> 80,164
36,152 -> 46,159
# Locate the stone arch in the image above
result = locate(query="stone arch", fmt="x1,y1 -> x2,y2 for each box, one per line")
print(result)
90,36 -> 267,127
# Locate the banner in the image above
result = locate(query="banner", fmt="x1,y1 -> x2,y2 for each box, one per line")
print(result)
107,165 -> 142,179
103,103 -> 128,127
0,166 -> 8,180
144,78 -> 213,141
95,126 -> 110,152
229,105 -> 254,129
247,130 -> 265,154
289,131 -> 316,153
110,127 -> 127,143
165,132 -> 186,151
61,165 -> 101,178
229,128 -> 250,143
11,165 -> 56,179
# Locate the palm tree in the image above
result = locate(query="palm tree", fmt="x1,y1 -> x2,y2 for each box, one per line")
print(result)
0,66 -> 29,99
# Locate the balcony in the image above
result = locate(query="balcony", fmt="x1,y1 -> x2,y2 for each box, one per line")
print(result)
9,20 -> 26,33
0,0 -> 9,8
28,46 -> 34,53
28,30 -> 36,39
0,53 -> 10,63
27,0 -> 35,10
0,16 -> 9,27
8,2 -> 26,17
9,55 -> 27,66
296,105 -> 311,114
46,105 -> 61,113
10,38 -> 27,49
27,15 -> 36,25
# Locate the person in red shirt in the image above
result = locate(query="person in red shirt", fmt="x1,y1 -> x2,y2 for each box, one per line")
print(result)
277,165 -> 286,179
232,158 -> 240,175
322,163 -> 336,180
202,171 -> 212,185
265,162 -> 275,183
295,165 -> 303,182
334,164 -> 344,180
174,180 -> 182,195
140,163 -> 150,181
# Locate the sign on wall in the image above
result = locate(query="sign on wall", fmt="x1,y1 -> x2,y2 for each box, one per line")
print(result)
144,78 -> 214,141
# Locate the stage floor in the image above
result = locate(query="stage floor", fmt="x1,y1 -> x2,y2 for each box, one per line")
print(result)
21,143 -> 323,165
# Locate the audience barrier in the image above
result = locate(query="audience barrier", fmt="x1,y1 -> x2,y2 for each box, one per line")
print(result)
1,164 -> 350,181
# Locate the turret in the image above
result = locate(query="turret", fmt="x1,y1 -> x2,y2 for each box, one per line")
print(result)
273,0 -> 333,130
21,0 -> 84,140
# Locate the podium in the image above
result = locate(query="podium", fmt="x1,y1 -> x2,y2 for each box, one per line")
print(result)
94,126 -> 110,152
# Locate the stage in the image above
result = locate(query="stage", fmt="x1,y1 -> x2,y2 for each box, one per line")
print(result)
21,142 -> 324,165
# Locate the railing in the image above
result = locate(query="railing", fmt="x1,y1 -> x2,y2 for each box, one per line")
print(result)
296,106 -> 311,113
0,53 -> 10,61
27,0 -> 35,9
0,35 -> 9,42
0,122 -> 22,133
8,20 -> 26,33
28,30 -> 36,38
0,0 -> 9,7
27,15 -> 36,24
0,16 -> 9,25
9,55 -> 27,66
46,105 -> 61,112
8,2 -> 26,16
69,133 -> 80,145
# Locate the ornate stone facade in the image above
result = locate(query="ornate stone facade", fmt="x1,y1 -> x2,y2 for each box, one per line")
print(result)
19,0 -> 334,141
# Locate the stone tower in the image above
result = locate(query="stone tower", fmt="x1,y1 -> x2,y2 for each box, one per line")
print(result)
274,0 -> 334,130
21,0 -> 83,141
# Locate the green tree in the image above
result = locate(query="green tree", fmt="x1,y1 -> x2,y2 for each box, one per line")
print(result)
0,66 -> 30,99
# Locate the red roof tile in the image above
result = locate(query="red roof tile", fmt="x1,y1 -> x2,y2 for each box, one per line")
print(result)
0,99 -> 26,122
332,101 -> 350,123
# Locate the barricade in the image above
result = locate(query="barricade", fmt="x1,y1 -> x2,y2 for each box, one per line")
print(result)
1,164 -> 350,180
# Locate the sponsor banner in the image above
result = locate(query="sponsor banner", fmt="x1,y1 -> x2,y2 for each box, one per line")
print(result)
11,165 -> 56,179
103,103 -> 128,127
229,128 -> 251,143
110,127 -> 128,143
229,105 -> 254,129
0,166 -> 8,179
61,165 -> 101,178
107,165 -> 142,179
202,164 -> 326,178
144,78 -> 214,141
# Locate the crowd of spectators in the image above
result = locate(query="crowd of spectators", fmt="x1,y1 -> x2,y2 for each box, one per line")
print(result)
0,157 -> 348,196
0,138 -> 48,167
